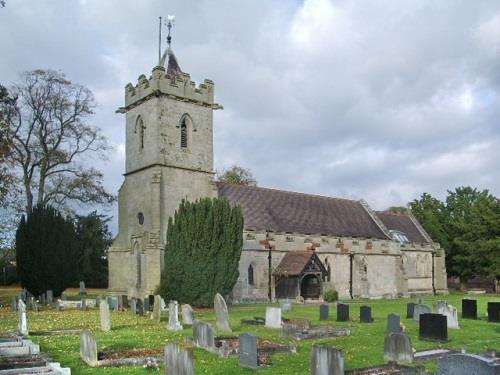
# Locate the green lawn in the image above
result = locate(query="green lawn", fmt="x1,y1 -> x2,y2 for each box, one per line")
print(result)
0,287 -> 499,374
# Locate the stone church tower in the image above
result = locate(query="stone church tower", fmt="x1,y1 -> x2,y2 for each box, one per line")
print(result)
107,46 -> 221,298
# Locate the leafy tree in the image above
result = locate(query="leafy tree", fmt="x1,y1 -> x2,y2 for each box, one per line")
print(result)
75,211 -> 112,288
15,205 -> 78,296
159,198 -> 244,307
3,70 -> 114,213
218,165 -> 257,186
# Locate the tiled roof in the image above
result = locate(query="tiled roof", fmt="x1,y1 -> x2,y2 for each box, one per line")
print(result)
166,48 -> 182,78
376,211 -> 431,244
273,251 -> 328,276
216,182 -> 389,239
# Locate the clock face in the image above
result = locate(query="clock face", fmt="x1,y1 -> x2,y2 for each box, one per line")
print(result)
137,212 -> 144,225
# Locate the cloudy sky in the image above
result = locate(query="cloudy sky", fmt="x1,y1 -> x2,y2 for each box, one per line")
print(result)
1,0 -> 500,233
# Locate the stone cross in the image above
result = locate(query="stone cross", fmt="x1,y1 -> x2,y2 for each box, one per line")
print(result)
265,307 -> 282,329
99,300 -> 111,332
383,332 -> 413,364
181,304 -> 195,325
80,331 -> 98,367
214,293 -> 232,332
310,346 -> 344,375
167,300 -> 183,331
164,342 -> 194,375
18,299 -> 28,336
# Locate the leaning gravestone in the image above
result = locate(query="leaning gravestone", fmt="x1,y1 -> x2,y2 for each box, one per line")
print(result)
18,299 -> 28,336
337,303 -> 349,322
181,304 -> 195,325
99,300 -> 111,332
165,342 -> 194,375
413,304 -> 432,323
192,320 -> 215,350
436,304 -> 460,329
310,346 -> 344,375
384,332 -> 413,364
407,303 -> 416,318
167,301 -> 183,331
462,299 -> 477,319
130,298 -> 137,315
387,313 -> 402,333
437,353 -> 500,375
360,306 -> 374,323
487,302 -> 500,323
239,333 -> 262,370
151,295 -> 161,322
46,290 -> 53,305
214,293 -> 232,332
319,304 -> 329,321
419,313 -> 447,341
79,281 -> 86,295
80,331 -> 98,367
265,307 -> 282,329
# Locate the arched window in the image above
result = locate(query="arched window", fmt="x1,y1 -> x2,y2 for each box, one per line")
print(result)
248,264 -> 254,286
180,118 -> 188,148
134,242 -> 142,288
135,116 -> 145,150
327,264 -> 331,282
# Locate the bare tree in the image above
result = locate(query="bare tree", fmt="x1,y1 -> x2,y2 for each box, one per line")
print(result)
3,70 -> 114,213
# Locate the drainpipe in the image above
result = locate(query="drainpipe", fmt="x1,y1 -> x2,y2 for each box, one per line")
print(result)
349,253 -> 354,299
431,252 -> 436,295
268,246 -> 272,302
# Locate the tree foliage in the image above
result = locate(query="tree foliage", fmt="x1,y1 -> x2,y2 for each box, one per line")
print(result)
410,187 -> 500,281
3,70 -> 114,213
75,211 -> 112,288
15,205 -> 78,296
218,165 -> 257,186
159,198 -> 244,307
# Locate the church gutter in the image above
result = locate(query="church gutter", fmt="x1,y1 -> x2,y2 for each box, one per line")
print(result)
349,253 -> 354,299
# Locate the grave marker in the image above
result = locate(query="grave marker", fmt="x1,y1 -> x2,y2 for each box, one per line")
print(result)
164,342 -> 194,375
406,303 -> 416,318
18,300 -> 28,336
80,331 -> 98,367
383,332 -> 413,364
130,298 -> 137,315
239,333 -> 262,370
151,295 -> 162,322
265,307 -> 282,329
46,290 -> 53,305
437,353 -> 500,375
360,306 -> 374,323
167,300 -> 183,331
99,300 -> 111,332
487,302 -> 500,323
319,304 -> 329,321
310,346 -> 344,375
181,304 -> 195,325
413,304 -> 432,323
461,299 -> 477,320
214,293 -> 232,332
419,313 -> 447,341
337,303 -> 349,322
79,281 -> 86,295
387,313 -> 402,333
436,304 -> 460,329
192,320 -> 215,350
281,299 -> 292,312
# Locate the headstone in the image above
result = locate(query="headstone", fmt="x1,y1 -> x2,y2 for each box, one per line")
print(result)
383,332 -> 413,364
437,353 -> 500,375
18,300 -> 28,336
214,293 -> 232,332
80,331 -> 98,367
281,323 -> 299,338
40,293 -> 46,305
167,300 -> 183,331
319,304 -> 329,321
181,304 -> 195,325
81,298 -> 86,310
144,297 -> 150,312
265,307 -> 282,328
487,302 -> 500,323
117,295 -> 123,310
310,346 -> 344,375
95,296 -> 101,307
160,297 -> 167,311
152,295 -> 162,322
122,295 -> 128,308
46,290 -> 53,305
462,299 -> 477,319
337,303 -> 349,322
413,304 -> 432,323
137,299 -> 144,316
387,313 -> 402,333
79,281 -> 86,295
406,303 -> 416,318
109,297 -> 118,312
130,298 -> 137,315
164,342 -> 194,375
148,294 -> 155,311
192,320 -> 215,350
360,306 -> 373,323
239,333 -> 261,369
281,299 -> 292,312
433,300 -> 449,313
99,300 -> 111,332
436,304 -> 460,329
419,313 -> 447,341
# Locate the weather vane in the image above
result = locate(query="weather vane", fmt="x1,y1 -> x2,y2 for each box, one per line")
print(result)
158,15 -> 176,65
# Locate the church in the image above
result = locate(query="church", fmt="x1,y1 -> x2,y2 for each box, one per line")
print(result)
107,38 -> 448,302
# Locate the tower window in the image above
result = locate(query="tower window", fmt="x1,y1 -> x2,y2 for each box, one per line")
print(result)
181,118 -> 188,148
248,264 -> 254,286
135,117 -> 146,150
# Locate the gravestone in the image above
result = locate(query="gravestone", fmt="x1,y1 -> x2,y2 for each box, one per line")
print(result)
18,299 -> 28,336
81,298 -> 86,310
387,313 -> 402,333
151,295 -> 162,322
144,297 -> 150,312
319,304 -> 329,321
192,320 -> 215,350
167,300 -> 183,331
95,296 -> 101,307
137,299 -> 144,316
80,331 -> 98,367
214,293 -> 232,332
110,297 -> 119,312
79,281 -> 86,295
281,323 -> 299,338
148,294 -> 155,311
239,333 -> 261,370
383,332 -> 413,364
164,342 -> 194,375
122,295 -> 128,308
413,304 -> 432,323
265,307 -> 282,329
416,297 -> 424,305
462,299 -> 477,319
436,304 -> 460,329
310,346 -> 344,375
99,300 -> 111,332
419,313 -> 447,341
407,303 -> 416,318
337,303 -> 349,322
437,353 -> 500,375
360,306 -> 373,323
281,299 -> 292,312
117,295 -> 123,310
433,300 -> 449,313
181,304 -> 195,325
487,302 -> 500,323
130,298 -> 137,315
40,293 -> 46,305
46,290 -> 53,305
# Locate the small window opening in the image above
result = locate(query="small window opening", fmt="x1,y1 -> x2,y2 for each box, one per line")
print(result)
181,118 -> 188,148
248,264 -> 254,286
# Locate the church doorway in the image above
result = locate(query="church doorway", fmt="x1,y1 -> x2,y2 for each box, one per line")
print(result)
300,274 -> 321,299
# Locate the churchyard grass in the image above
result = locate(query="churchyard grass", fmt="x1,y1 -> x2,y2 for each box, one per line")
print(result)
0,288 -> 498,374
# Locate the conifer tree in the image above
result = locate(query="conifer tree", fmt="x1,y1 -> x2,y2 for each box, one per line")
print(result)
159,198 -> 244,307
